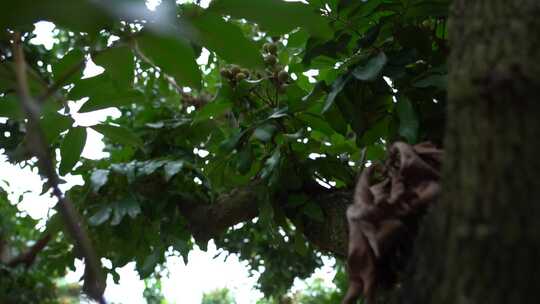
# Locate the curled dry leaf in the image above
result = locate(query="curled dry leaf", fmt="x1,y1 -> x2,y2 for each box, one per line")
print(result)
343,142 -> 443,304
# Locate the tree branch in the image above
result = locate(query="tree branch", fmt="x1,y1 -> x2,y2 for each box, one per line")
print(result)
6,234 -> 51,268
176,182 -> 351,258
177,184 -> 261,243
38,57 -> 86,103
38,44 -> 120,103
11,33 -> 106,302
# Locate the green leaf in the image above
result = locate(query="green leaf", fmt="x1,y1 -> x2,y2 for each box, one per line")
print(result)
44,213 -> 63,234
302,202 -> 325,222
396,97 -> 419,143
298,113 -> 334,136
94,46 -> 134,88
0,63 -> 16,93
366,143 -> 386,161
284,129 -> 304,140
111,198 -> 141,225
0,95 -> 23,119
302,81 -> 328,103
324,104 -> 348,136
80,89 -> 143,113
405,2 -> 449,20
164,161 -> 184,181
395,26 -> 432,56
92,124 -> 143,147
258,196 -> 275,226
261,148 -> 281,179
52,49 -> 85,84
253,124 -> 277,142
235,146 -> 253,174
267,107 -> 289,119
352,52 -> 387,81
213,82 -> 235,103
357,24 -> 381,49
287,28 -> 310,49
138,160 -> 166,176
285,83 -> 309,111
303,34 -> 352,66
69,74 -> 143,112
287,193 -> 308,208
219,129 -> 246,152
0,0 -> 111,34
294,233 -> 309,256
69,73 -> 112,99
140,252 -> 161,278
323,74 -> 350,113
88,206 -> 112,226
310,157 -> 353,184
193,101 -> 232,123
190,12 -> 264,68
40,112 -> 74,142
136,31 -> 201,89
111,162 -> 137,183
90,169 -> 109,193
209,0 -> 332,38
111,271 -> 120,285
59,127 -> 87,175
359,116 -> 390,146
414,74 -> 448,90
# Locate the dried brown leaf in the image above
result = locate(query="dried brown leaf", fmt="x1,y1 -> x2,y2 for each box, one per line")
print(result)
343,142 -> 443,304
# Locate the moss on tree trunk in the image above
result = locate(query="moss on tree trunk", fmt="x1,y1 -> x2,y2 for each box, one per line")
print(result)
399,1 -> 540,303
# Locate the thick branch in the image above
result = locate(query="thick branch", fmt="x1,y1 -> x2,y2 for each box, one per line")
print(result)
177,185 -> 261,244
299,189 -> 350,258
176,183 -> 351,258
12,34 -> 105,301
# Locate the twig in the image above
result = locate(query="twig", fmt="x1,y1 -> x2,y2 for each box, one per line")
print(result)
322,11 -> 362,36
12,33 -> 106,302
252,90 -> 273,107
274,84 -> 279,107
264,85 -> 274,107
131,42 -> 184,92
38,58 -> 86,103
358,147 -> 367,172
38,43 -> 121,103
7,234 -> 51,268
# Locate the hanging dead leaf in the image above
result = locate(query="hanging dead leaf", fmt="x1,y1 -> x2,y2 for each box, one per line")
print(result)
343,142 -> 443,304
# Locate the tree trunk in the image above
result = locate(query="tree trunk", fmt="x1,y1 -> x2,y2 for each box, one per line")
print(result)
402,1 -> 540,303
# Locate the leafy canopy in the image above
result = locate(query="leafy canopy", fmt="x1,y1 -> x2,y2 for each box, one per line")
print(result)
0,0 -> 448,301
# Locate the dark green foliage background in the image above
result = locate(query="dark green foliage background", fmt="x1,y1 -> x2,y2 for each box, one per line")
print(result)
0,0 -> 448,301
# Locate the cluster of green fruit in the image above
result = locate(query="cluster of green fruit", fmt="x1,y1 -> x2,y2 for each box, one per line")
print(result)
262,42 -> 279,65
218,40 -> 290,95
262,42 -> 289,93
220,64 -> 251,83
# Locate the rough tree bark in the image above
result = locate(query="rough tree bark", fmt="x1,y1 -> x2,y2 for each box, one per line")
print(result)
175,182 -> 350,258
400,1 -> 540,303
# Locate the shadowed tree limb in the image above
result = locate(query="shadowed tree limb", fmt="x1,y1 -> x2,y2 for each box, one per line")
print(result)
6,234 -> 52,268
11,33 -> 106,302
174,182 -> 351,258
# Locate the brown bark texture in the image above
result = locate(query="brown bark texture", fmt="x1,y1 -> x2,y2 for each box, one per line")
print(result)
400,1 -> 540,303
